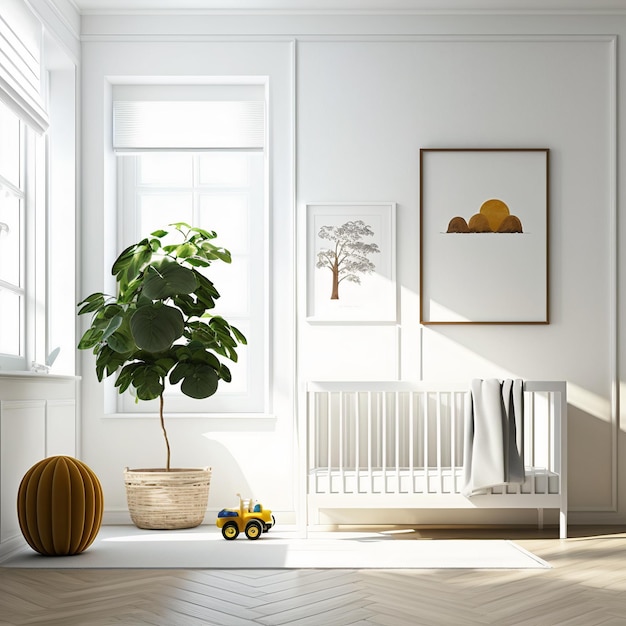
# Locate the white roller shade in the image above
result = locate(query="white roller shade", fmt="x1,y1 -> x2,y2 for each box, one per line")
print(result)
0,0 -> 49,134
113,99 -> 265,151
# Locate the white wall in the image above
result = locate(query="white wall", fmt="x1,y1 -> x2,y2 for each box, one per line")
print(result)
80,38 -> 296,522
79,10 -> 626,526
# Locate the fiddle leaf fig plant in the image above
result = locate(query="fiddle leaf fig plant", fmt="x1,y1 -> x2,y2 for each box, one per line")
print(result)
78,223 -> 246,470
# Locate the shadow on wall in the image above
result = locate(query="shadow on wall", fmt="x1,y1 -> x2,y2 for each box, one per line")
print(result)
418,327 -> 615,512
567,404 -> 613,510
199,438 -> 253,508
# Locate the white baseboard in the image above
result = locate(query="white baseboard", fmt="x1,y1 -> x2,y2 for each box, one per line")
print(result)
102,509 -> 297,526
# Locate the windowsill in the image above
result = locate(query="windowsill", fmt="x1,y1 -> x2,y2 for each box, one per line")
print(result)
0,371 -> 81,381
104,412 -> 276,420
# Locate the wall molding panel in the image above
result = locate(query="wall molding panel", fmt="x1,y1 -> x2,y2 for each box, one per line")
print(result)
0,375 -> 78,557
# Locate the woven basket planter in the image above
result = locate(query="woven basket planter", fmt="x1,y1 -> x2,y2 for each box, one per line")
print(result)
124,467 -> 211,530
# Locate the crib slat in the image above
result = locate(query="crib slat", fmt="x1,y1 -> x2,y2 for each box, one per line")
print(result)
395,391 -> 400,493
408,391 -> 415,492
339,392 -> 344,493
423,392 -> 429,493
450,392 -> 457,494
355,391 -> 361,493
327,391 -> 332,492
529,393 -> 536,495
367,391 -> 374,493
306,381 -> 567,538
382,392 -> 388,493
436,392 -> 443,494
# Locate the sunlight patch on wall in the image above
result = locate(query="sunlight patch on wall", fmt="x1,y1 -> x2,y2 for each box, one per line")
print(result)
566,383 -> 611,423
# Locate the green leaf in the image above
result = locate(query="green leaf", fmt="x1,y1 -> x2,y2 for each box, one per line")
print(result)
130,303 -> 184,352
124,245 -> 153,285
172,294 -> 206,318
200,241 -> 232,263
132,366 -> 164,401
219,363 -> 232,383
185,257 -> 211,268
94,345 -> 131,381
175,242 -> 198,259
107,329 -> 136,354
115,363 -> 143,393
174,345 -> 193,362
170,221 -> 192,231
112,239 -> 149,277
195,272 -> 220,299
77,293 -> 106,315
179,363 -> 219,399
169,362 -> 194,385
188,226 -> 216,240
102,314 -> 123,341
231,325 -> 247,345
150,229 -> 168,238
78,327 -> 103,350
142,261 -> 197,300
154,357 -> 176,377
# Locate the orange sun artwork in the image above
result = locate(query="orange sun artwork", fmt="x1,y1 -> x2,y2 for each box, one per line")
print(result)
446,199 -> 523,234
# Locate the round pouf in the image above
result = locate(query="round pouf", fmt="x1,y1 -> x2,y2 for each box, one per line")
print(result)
17,456 -> 104,556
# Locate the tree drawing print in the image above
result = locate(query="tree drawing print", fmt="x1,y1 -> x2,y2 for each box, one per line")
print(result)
315,220 -> 380,300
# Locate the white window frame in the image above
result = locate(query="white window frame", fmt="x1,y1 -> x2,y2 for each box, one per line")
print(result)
0,103 -> 44,372
115,150 -> 268,415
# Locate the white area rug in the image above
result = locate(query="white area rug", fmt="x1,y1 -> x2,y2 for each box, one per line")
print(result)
2,526 -> 549,570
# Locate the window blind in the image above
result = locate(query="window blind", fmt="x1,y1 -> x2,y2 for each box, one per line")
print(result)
0,0 -> 49,134
112,85 -> 265,151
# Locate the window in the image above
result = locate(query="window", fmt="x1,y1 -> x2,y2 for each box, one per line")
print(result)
114,89 -> 267,414
0,2 -> 76,376
0,100 -> 38,371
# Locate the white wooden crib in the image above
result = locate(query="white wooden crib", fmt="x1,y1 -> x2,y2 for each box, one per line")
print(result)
306,381 -> 567,538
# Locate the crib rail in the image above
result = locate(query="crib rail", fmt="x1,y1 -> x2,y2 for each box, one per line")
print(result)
306,380 -> 567,537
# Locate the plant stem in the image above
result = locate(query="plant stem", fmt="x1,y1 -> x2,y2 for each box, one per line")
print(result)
159,393 -> 171,471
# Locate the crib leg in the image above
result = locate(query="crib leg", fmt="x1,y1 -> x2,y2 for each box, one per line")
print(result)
559,510 -> 568,540
537,508 -> 544,531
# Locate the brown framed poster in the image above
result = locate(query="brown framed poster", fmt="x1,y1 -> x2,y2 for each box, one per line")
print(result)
420,148 -> 549,324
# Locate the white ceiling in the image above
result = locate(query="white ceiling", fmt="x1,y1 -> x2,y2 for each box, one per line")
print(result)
69,0 -> 626,13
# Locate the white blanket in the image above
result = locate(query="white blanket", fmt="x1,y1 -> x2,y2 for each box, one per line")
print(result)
462,378 -> 525,497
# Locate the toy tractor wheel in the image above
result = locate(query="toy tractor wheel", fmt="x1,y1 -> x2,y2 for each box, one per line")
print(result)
245,520 -> 263,540
222,522 -> 240,540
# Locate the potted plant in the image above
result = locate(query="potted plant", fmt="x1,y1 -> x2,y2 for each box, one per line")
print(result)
77,223 -> 246,529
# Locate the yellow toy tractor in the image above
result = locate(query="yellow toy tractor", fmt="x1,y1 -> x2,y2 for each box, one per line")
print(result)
216,493 -> 275,540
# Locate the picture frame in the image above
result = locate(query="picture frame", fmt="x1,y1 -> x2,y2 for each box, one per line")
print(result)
306,202 -> 397,323
420,148 -> 549,325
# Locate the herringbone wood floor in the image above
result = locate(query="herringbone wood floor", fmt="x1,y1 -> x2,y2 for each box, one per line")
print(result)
1,526 -> 626,626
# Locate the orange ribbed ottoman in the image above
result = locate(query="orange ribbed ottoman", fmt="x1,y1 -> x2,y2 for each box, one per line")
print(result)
17,456 -> 103,556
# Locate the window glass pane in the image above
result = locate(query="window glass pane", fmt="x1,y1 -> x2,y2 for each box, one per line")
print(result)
198,153 -> 249,187
0,194 -> 21,285
138,153 -> 192,186
202,255 -> 249,317
117,149 -> 264,413
0,288 -> 21,355
138,193 -> 192,238
198,194 -> 248,252
0,103 -> 21,188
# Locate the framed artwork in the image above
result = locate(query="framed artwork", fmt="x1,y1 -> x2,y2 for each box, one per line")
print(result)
306,202 -> 397,322
420,148 -> 549,324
